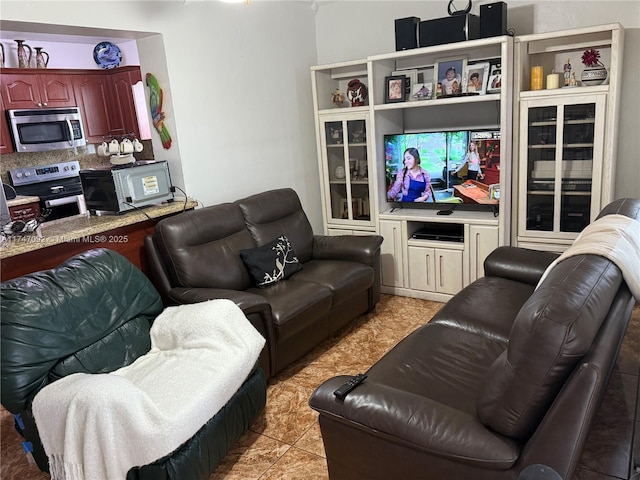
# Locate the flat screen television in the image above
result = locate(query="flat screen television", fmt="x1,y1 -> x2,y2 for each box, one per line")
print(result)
384,129 -> 501,208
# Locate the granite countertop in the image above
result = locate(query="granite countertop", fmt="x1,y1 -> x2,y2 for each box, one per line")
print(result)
0,198 -> 198,259
6,195 -> 40,207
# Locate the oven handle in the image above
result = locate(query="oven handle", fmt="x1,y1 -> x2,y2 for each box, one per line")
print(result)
45,196 -> 80,208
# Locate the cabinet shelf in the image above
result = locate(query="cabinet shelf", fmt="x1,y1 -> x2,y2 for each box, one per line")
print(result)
519,85 -> 608,99
318,105 -> 369,116
374,93 -> 500,111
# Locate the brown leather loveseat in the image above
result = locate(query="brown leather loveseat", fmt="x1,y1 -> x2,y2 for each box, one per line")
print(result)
145,188 -> 383,378
309,198 -> 639,479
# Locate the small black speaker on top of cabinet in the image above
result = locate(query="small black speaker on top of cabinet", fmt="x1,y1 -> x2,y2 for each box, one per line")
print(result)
395,16 -> 420,51
480,1 -> 508,38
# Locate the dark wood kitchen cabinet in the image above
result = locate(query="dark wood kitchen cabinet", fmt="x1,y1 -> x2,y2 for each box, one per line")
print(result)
109,68 -> 142,139
0,94 -> 13,154
1,66 -> 144,146
0,72 -> 76,109
72,73 -> 115,144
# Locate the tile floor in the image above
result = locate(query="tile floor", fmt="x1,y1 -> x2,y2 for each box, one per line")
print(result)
1,295 -> 638,480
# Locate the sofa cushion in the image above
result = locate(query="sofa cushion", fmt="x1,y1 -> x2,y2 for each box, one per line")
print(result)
248,280 -> 332,343
154,203 -> 256,290
292,259 -> 374,306
476,253 -> 623,440
240,235 -> 302,287
236,189 -> 315,264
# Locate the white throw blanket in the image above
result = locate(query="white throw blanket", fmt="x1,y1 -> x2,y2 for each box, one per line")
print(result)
536,214 -> 640,301
32,299 -> 265,480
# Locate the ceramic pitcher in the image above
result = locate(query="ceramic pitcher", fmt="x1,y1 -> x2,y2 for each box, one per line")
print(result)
15,40 -> 32,68
35,47 -> 49,69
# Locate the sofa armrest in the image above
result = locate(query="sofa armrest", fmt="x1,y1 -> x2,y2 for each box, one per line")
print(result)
309,376 -> 519,468
312,235 -> 383,267
167,287 -> 275,379
484,246 -> 559,286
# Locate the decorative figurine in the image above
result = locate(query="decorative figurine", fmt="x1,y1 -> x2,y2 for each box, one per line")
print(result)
569,72 -> 578,87
563,58 -> 572,86
347,79 -> 368,107
331,88 -> 345,108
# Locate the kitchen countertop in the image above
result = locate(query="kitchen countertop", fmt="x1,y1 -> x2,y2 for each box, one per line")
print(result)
6,195 -> 40,207
1,198 -> 198,259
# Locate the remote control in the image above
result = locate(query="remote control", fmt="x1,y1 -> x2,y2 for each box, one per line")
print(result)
333,373 -> 367,400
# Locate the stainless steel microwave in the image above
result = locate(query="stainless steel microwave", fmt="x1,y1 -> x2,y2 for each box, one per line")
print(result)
8,107 -> 87,152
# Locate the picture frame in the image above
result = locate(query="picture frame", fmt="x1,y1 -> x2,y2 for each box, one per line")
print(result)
392,69 -> 418,100
434,56 -> 467,98
487,63 -> 502,93
384,75 -> 407,103
462,62 -> 490,94
410,82 -> 433,101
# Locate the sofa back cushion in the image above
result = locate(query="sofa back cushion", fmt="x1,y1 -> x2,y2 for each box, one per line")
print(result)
154,203 -> 256,290
236,189 -> 314,264
1,249 -> 163,413
476,253 -> 623,440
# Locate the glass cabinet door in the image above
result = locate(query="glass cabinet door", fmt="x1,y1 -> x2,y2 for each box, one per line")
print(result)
321,115 -> 370,223
520,94 -> 605,238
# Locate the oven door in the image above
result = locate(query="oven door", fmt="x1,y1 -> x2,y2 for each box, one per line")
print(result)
42,195 -> 87,222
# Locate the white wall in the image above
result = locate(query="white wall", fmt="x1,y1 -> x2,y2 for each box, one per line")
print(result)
0,0 -> 324,231
313,0 -> 640,199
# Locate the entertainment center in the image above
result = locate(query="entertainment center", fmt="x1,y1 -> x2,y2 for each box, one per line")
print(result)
311,23 -> 623,301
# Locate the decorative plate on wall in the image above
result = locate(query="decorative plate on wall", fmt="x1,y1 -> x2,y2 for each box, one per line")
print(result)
93,41 -> 122,69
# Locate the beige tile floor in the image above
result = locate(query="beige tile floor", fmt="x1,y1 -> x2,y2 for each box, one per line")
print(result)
2,295 -> 638,479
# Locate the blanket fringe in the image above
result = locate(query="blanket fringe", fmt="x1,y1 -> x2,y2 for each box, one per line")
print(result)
49,454 -> 84,480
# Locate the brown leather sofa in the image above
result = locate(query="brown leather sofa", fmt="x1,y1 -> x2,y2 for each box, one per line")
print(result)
145,188 -> 383,378
309,198 -> 639,479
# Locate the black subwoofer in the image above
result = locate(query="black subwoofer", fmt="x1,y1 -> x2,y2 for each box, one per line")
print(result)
419,14 -> 480,48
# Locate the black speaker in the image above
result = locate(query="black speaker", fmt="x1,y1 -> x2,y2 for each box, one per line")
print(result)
419,14 -> 480,48
480,2 -> 507,38
395,17 -> 420,51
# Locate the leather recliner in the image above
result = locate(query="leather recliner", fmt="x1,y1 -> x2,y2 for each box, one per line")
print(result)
145,188 -> 384,376
1,248 -> 267,480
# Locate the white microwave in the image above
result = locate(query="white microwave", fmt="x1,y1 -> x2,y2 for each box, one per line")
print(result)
8,107 -> 87,152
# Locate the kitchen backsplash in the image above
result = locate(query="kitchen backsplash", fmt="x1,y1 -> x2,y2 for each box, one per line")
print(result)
1,139 -> 154,185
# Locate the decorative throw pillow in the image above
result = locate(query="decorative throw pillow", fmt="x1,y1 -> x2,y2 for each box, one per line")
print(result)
240,235 -> 302,287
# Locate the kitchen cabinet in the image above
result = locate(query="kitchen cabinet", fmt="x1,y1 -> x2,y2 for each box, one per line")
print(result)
0,94 -> 12,154
9,201 -> 41,222
72,73 -> 114,143
109,68 -> 142,138
0,72 -> 76,109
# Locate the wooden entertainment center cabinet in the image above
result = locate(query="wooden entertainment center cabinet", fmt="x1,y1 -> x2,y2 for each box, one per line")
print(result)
311,23 -> 623,301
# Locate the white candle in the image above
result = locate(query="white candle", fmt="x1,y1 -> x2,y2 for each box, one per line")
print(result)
546,73 -> 560,89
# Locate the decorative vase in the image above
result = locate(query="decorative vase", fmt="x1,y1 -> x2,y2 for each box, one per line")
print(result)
580,65 -> 607,86
347,79 -> 368,107
35,47 -> 49,69
15,40 -> 32,68
335,166 -> 346,179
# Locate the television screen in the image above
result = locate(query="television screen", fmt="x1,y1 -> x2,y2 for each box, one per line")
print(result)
384,130 -> 500,206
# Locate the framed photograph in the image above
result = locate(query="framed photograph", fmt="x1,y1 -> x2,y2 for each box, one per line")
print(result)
384,75 -> 407,103
487,63 -> 502,93
392,69 -> 418,99
462,62 -> 490,94
434,56 -> 467,98
410,82 -> 433,101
